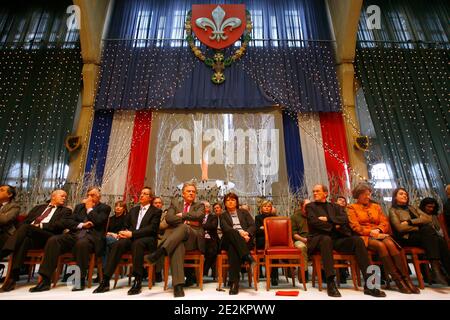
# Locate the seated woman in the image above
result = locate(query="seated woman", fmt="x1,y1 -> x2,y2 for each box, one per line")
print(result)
219,192 -> 256,295
103,201 -> 128,265
419,197 -> 444,238
255,200 -> 278,285
348,183 -> 419,294
389,188 -> 450,286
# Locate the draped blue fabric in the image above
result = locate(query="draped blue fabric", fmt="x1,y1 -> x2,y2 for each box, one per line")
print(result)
282,111 -> 304,193
95,0 -> 341,112
84,110 -> 114,185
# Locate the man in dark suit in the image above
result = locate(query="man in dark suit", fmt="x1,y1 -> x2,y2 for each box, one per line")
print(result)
306,184 -> 385,298
202,201 -> 218,279
219,192 -> 256,295
0,185 -> 20,250
145,182 -> 205,298
29,186 -> 111,292
0,189 -> 71,291
93,187 -> 161,295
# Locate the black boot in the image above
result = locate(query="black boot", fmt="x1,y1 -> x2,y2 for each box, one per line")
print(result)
380,255 -> 411,294
0,278 -> 16,292
155,272 -> 162,283
229,280 -> 239,295
430,260 -> 448,286
127,276 -> 142,295
93,276 -> 110,293
391,254 -> 420,294
326,276 -> 341,297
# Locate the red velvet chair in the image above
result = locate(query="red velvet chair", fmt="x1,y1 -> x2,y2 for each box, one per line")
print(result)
263,217 -> 307,291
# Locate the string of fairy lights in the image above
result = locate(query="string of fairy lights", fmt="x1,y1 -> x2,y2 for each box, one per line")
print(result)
354,43 -> 449,191
0,46 -> 83,202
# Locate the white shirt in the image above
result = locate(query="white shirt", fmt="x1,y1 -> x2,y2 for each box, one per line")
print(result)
33,205 -> 57,228
136,204 -> 150,230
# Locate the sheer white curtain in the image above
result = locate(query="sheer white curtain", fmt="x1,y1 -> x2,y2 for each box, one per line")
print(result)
297,112 -> 328,195
101,111 -> 135,198
148,110 -> 284,199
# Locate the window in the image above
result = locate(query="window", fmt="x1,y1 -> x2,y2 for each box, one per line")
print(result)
370,163 -> 396,190
284,10 -> 304,47
6,163 -> 30,188
43,163 -> 69,189
250,9 -> 263,47
133,10 -> 151,47
170,10 -> 186,47
270,16 -> 279,47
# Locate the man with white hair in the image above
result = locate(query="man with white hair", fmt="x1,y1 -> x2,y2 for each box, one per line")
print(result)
30,187 -> 111,292
0,189 -> 71,291
145,182 -> 205,298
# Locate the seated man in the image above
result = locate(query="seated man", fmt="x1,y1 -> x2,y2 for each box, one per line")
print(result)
145,182 -> 205,298
29,186 -> 111,292
306,184 -> 385,298
93,187 -> 161,295
0,185 -> 20,251
0,189 -> 71,291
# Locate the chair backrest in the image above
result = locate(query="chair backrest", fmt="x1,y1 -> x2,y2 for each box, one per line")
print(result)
264,217 -> 293,248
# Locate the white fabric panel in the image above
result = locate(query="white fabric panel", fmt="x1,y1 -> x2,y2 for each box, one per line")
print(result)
101,110 -> 135,199
297,112 -> 329,196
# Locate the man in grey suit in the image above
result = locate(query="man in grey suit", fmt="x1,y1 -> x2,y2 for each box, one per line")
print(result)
0,185 -> 20,251
145,182 -> 205,297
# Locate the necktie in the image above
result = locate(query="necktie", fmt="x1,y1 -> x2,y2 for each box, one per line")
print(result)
183,203 -> 190,213
34,206 -> 55,224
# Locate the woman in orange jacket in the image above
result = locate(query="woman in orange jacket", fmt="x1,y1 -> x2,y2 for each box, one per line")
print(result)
347,183 -> 419,294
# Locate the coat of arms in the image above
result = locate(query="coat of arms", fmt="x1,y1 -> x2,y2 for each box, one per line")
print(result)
186,4 -> 252,84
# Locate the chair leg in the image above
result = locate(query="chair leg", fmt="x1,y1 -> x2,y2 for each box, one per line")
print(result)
53,258 -> 63,288
199,255 -> 204,290
300,263 -> 307,291
412,254 -> 425,289
265,259 -> 271,291
253,258 -> 258,291
147,265 -> 153,289
113,267 -> 120,289
217,255 -> 223,291
87,255 -> 95,288
317,258 -> 323,291
164,256 -> 169,291
350,260 -> 359,291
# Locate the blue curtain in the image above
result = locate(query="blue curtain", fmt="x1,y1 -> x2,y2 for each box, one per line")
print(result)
95,0 -> 341,113
84,110 -> 114,186
282,112 -> 304,193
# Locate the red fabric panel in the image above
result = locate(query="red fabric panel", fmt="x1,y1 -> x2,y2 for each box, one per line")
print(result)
319,112 -> 350,195
124,110 -> 152,202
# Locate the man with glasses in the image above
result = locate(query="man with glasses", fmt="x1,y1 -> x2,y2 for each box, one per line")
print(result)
93,187 -> 161,295
29,187 -> 111,292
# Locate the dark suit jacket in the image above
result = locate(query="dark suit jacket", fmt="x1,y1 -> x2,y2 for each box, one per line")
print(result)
125,205 -> 162,240
306,201 -> 352,253
63,202 -> 111,254
0,201 -> 20,236
255,213 -> 276,249
24,204 -> 72,234
164,200 -> 205,252
203,213 -> 218,241
220,209 -> 256,246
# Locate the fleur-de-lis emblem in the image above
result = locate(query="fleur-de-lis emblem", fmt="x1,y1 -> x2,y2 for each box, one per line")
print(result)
195,5 -> 241,42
